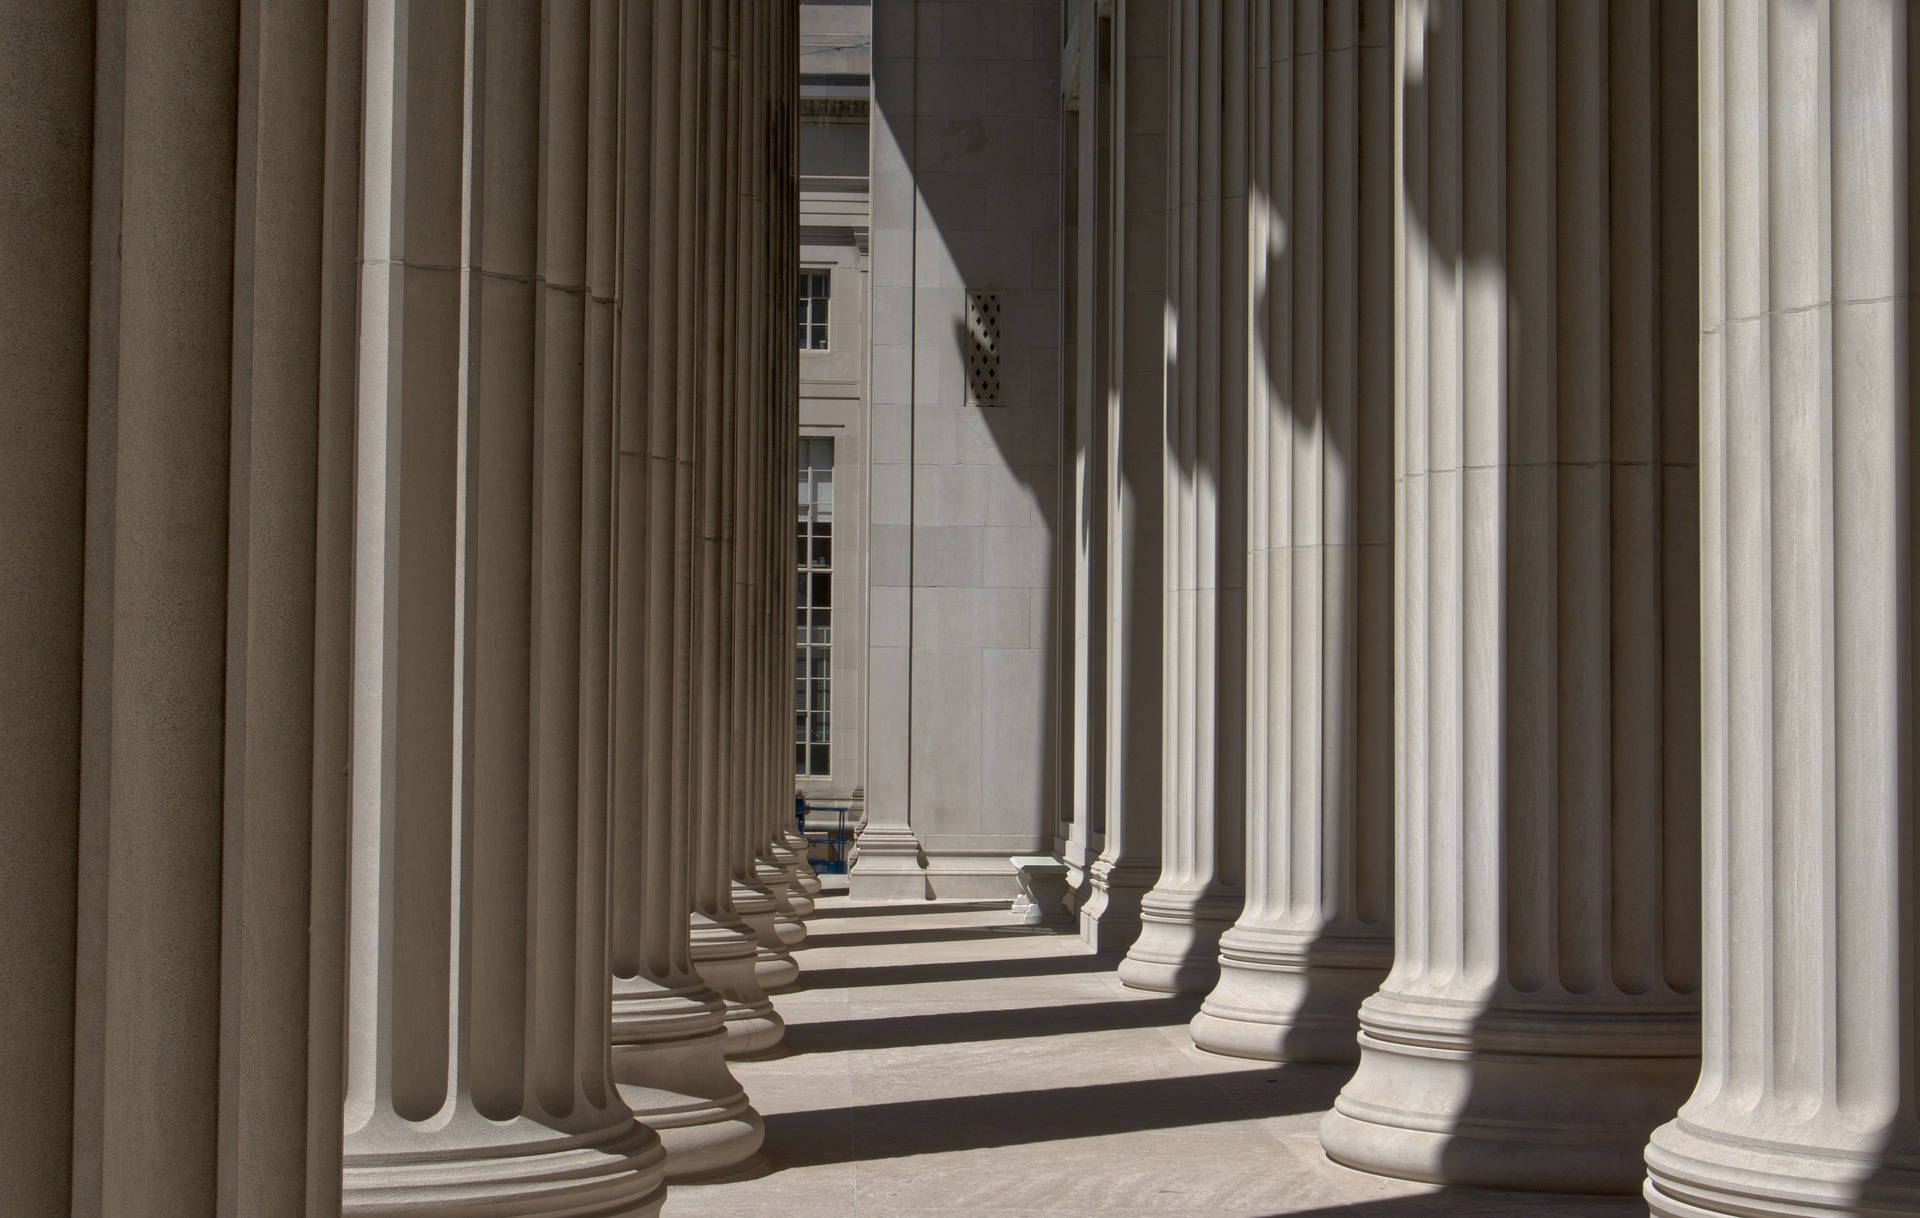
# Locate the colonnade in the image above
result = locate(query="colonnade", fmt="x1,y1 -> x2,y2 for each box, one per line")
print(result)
1066,0 -> 1920,1210
1,2 -> 809,1214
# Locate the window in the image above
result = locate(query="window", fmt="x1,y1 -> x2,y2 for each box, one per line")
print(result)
798,269 -> 830,350
795,438 -> 834,776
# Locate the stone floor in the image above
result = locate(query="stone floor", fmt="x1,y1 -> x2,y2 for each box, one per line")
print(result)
664,894 -> 1646,1217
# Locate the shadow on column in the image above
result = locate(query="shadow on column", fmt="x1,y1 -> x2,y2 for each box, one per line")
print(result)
1323,0 -> 1704,1196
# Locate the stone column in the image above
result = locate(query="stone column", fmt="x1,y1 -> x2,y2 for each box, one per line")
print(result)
608,2 -> 765,1175
1321,0 -> 1700,1193
722,2 -> 801,990
1644,5 -> 1920,1215
1082,0 -> 1168,956
688,0 -> 787,1055
38,3 -> 360,1213
1,4 -> 102,1210
1064,0 -> 1113,914
1118,0 -> 1249,995
340,3 -> 665,1211
1190,0 -> 1394,1064
766,11 -> 822,918
744,3 -> 811,948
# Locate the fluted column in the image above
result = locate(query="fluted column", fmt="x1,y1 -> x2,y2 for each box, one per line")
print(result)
1064,0 -> 1113,913
766,8 -> 822,917
607,1 -> 766,1176
687,0 -> 786,1056
1118,0 -> 1249,995
1644,5 -> 1920,1214
1082,0 -> 1168,955
15,3 -> 362,1212
1321,0 -> 1699,1193
745,3 -> 812,947
723,2 -> 800,992
1191,0 -> 1394,1065
340,4 -> 664,1211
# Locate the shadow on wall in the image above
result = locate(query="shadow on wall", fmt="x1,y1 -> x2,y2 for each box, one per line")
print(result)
869,3 -> 1066,883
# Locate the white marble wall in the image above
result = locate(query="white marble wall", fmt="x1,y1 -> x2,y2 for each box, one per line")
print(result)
859,0 -> 1066,898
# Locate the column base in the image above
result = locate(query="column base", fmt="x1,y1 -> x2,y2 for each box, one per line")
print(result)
1077,858 -> 1157,954
1645,1112 -> 1920,1217
765,839 -> 815,921
611,980 -> 764,1181
689,912 -> 784,1056
781,829 -> 823,901
1188,924 -> 1388,1063
732,876 -> 799,992
343,1111 -> 666,1217
1115,884 -> 1238,993
848,821 -> 928,900
1321,992 -> 1697,1195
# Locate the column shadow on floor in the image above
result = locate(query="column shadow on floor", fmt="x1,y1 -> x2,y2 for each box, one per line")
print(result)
759,1065 -> 1349,1167
1251,1190 -> 1642,1218
805,899 -> 1009,919
793,952 -> 1115,990
783,994 -> 1203,1053
801,923 -> 1070,948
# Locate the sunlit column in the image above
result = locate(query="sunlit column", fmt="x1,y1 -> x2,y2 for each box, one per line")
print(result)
340,5 -> 665,1211
1644,4 -> 1920,1213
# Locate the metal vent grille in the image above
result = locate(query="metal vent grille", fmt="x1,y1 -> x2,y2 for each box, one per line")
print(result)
964,291 -> 1003,407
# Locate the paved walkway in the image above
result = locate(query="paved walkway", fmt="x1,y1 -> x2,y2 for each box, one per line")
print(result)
663,895 -> 1644,1218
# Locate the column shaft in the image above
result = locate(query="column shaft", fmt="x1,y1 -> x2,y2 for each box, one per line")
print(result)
340,3 -> 664,1210
1191,0 -> 1394,1065
609,0 -> 765,1178
1084,0 -> 1169,956
1118,0 -> 1249,995
687,0 -> 785,1055
0,2 -> 94,1209
1645,4 -> 1920,1213
1321,0 -> 1700,1193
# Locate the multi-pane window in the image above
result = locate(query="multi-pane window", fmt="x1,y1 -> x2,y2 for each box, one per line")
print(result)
798,269 -> 830,350
795,438 -> 834,776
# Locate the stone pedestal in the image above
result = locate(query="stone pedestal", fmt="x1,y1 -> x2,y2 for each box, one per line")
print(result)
1321,0 -> 1699,1194
1010,857 -> 1073,926
1190,0 -> 1394,1067
1643,4 -> 1920,1214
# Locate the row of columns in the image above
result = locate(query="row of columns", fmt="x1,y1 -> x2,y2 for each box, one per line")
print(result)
1066,0 -> 1920,1209
1,2 -> 810,1214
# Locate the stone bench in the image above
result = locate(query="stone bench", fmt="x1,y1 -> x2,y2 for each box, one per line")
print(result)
1008,856 -> 1072,926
